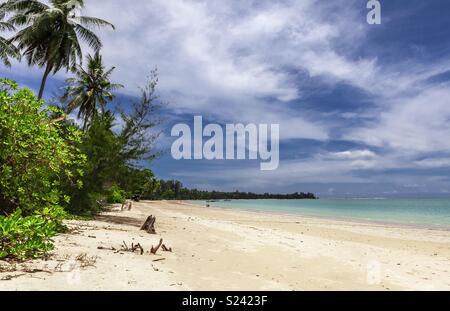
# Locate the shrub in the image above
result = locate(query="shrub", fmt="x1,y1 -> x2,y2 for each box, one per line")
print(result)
107,185 -> 126,204
0,79 -> 85,259
0,79 -> 85,216
0,207 -> 65,260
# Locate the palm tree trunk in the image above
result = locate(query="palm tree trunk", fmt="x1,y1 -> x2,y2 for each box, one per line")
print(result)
38,62 -> 52,100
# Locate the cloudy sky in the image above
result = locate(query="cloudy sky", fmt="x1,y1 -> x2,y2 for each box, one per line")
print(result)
2,0 -> 450,197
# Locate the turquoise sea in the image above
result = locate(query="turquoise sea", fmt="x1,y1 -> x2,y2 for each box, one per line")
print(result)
188,199 -> 450,229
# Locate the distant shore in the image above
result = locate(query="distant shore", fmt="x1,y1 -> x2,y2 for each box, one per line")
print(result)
1,201 -> 449,290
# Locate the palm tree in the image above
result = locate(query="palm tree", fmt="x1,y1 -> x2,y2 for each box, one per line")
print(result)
3,0 -> 114,99
0,11 -> 20,66
62,52 -> 123,130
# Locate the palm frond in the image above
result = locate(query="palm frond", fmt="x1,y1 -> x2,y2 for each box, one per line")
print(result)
1,0 -> 49,14
74,16 -> 115,30
74,24 -> 102,51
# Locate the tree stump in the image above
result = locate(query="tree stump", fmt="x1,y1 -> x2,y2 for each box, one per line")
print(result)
140,215 -> 157,234
121,200 -> 132,211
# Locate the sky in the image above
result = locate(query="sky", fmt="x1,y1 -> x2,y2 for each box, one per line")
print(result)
2,0 -> 450,197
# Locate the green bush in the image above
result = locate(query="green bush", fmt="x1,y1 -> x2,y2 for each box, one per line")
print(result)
107,185 -> 126,204
0,79 -> 86,215
0,79 -> 86,259
0,207 -> 65,260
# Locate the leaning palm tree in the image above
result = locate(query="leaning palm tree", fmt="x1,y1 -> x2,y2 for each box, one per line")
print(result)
62,52 -> 123,130
0,11 -> 20,67
3,0 -> 114,99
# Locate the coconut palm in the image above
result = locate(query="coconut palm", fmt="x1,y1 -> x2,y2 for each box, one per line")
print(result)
3,0 -> 114,99
0,11 -> 20,67
61,52 -> 123,130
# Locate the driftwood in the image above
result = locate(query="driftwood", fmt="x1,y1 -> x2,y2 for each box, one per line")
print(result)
161,244 -> 172,252
97,246 -> 116,251
152,258 -> 166,262
150,238 -> 163,255
120,241 -> 144,255
140,215 -> 156,234
121,200 -> 133,211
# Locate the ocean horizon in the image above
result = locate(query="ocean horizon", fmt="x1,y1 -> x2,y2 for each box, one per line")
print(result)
188,198 -> 450,229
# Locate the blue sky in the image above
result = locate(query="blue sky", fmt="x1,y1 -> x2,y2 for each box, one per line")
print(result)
2,0 -> 450,197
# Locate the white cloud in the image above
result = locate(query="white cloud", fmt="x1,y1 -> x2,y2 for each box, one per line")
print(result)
77,0 -> 383,142
346,85 -> 450,153
326,149 -> 377,160
414,158 -> 450,169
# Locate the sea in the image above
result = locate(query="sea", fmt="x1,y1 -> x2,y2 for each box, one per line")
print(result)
188,198 -> 450,229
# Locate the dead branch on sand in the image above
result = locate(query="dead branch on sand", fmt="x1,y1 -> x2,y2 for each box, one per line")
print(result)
120,241 -> 144,255
152,258 -> 166,262
150,238 -> 163,255
97,246 -> 117,251
1,273 -> 26,281
161,244 -> 173,252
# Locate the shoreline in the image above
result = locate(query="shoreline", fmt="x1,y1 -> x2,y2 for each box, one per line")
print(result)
1,200 -> 449,290
182,200 -> 450,232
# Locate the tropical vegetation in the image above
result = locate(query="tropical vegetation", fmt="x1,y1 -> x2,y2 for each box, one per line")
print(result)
1,0 -> 114,99
62,52 -> 123,130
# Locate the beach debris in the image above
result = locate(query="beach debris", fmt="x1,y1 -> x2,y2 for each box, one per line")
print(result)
1,273 -> 26,281
75,253 -> 98,268
97,246 -> 117,251
141,215 -> 157,234
121,200 -> 133,211
151,264 -> 160,271
21,267 -> 53,274
150,238 -> 163,255
152,258 -> 166,262
161,244 -> 173,252
121,241 -> 144,255
169,282 -> 182,286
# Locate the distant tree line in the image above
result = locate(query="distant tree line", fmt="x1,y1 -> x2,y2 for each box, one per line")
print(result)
134,179 -> 317,200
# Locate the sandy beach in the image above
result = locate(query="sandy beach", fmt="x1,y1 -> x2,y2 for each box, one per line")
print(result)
1,201 -> 449,291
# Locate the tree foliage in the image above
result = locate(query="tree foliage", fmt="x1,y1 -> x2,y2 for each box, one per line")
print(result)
67,73 -> 163,215
0,79 -> 85,216
0,79 -> 85,259
62,52 -> 123,130
119,69 -> 163,161
2,0 -> 114,98
0,11 -> 20,66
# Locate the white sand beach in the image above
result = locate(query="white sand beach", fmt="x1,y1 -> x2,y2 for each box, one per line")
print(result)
1,201 -> 449,291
